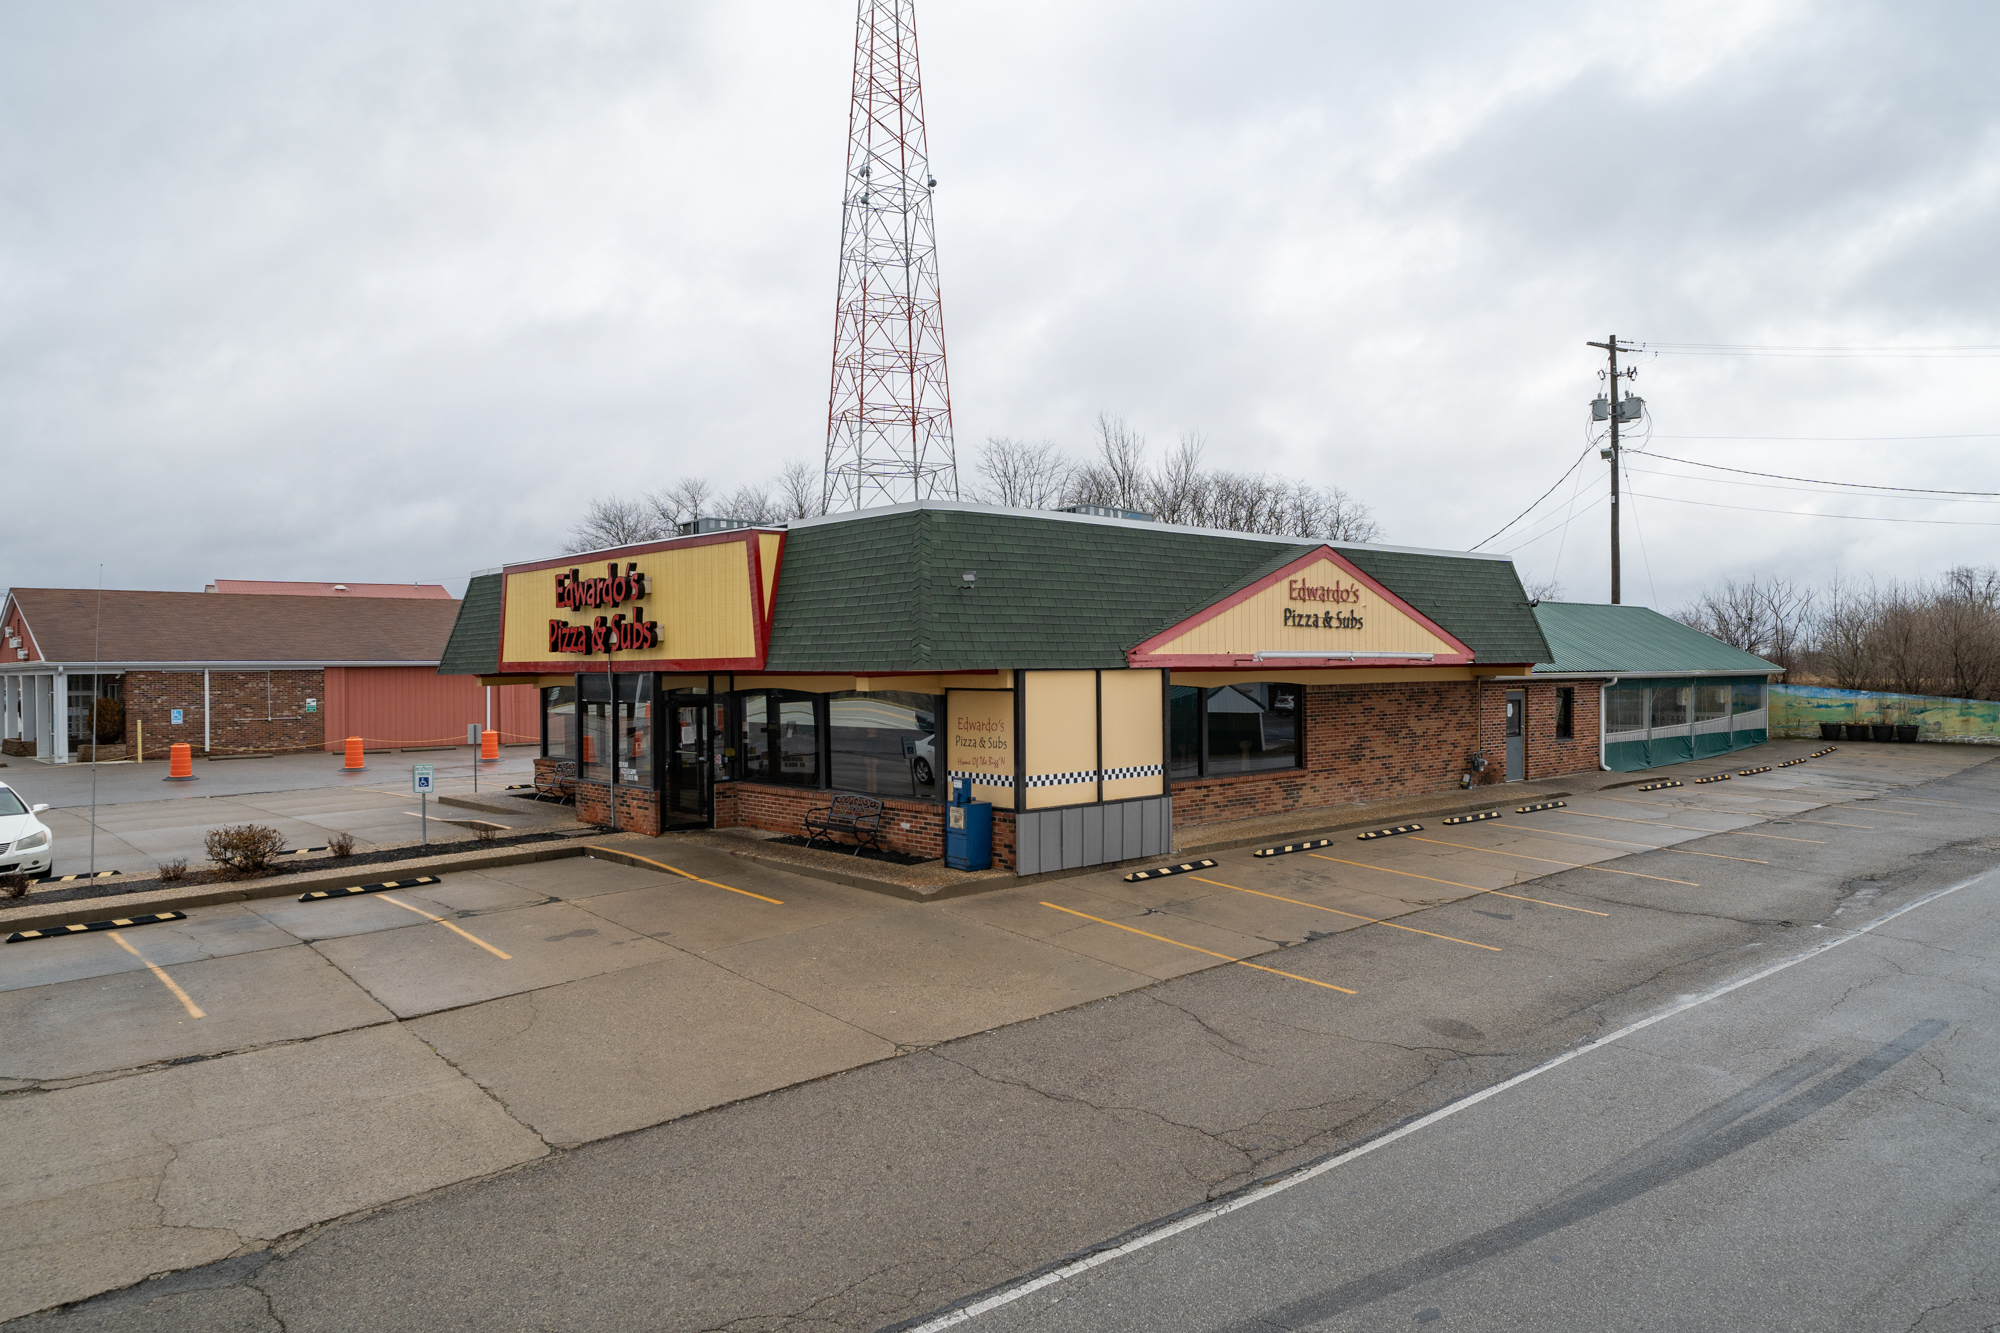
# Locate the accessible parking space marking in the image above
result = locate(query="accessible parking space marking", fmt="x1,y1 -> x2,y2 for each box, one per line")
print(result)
1187,876 -> 1500,951
585,847 -> 785,905
1040,902 -> 1357,993
1305,853 -> 1610,916
1407,835 -> 1699,887
377,894 -> 514,959
107,930 -> 205,1019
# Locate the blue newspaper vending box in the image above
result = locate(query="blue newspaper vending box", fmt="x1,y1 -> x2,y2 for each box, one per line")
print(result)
945,780 -> 992,871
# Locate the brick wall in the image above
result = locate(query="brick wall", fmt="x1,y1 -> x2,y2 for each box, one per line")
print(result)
1171,680 -> 1483,827
714,781 -> 952,861
121,669 -> 325,759
575,780 -> 662,836
1476,680 -> 1602,782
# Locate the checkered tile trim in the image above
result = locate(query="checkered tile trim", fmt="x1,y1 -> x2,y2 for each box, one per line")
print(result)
1102,764 -> 1162,781
949,770 -> 1014,788
1025,769 -> 1098,788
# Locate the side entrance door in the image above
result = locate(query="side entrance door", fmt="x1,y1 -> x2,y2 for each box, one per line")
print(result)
1504,690 -> 1525,781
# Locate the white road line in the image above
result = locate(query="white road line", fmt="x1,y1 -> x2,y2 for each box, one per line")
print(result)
903,867 -> 1995,1332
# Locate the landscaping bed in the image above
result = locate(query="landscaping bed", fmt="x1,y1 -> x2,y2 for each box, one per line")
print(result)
15,829 -> 587,908
764,833 -> 939,868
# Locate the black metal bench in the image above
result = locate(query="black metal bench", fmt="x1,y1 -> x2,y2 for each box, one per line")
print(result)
803,793 -> 883,854
533,760 -> 577,803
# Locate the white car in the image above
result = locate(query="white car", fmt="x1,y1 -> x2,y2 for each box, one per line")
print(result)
0,782 -> 53,880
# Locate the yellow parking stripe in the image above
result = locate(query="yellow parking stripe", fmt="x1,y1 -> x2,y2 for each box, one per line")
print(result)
1040,902 -> 1357,993
378,894 -> 513,959
1307,854 -> 1610,916
586,847 -> 784,905
1564,809 -> 1823,843
1409,836 -> 1699,887
1515,825 -> 1768,865
108,931 -> 205,1019
1188,876 -> 1500,951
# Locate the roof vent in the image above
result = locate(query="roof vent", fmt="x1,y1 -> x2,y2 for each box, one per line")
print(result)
1059,504 -> 1155,522
333,584 -> 349,591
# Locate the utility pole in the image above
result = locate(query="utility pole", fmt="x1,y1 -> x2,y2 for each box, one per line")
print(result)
1586,335 -> 1641,604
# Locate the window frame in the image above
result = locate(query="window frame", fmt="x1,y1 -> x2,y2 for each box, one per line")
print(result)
1169,681 -> 1306,781
1555,687 -> 1575,741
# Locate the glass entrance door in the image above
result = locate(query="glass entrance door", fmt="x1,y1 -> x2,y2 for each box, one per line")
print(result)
664,693 -> 709,826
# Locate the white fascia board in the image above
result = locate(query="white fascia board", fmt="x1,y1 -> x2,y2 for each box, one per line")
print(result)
31,661 -> 444,671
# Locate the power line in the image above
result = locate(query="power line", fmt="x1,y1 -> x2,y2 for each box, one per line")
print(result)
1469,441 -> 1596,551
1626,452 -> 2000,497
1653,433 -> 2000,442
1623,464 -> 2000,506
1637,341 -> 2000,358
1500,492 -> 1609,556
1626,491 -> 2000,527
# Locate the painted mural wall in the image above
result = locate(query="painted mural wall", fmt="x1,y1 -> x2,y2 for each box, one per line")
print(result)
1771,684 -> 2000,744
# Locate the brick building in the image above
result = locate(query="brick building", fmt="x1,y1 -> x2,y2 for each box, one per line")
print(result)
0,585 -> 535,763
440,503 -> 1649,872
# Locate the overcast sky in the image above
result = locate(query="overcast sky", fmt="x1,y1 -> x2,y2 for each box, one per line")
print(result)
4,1 -> 1997,610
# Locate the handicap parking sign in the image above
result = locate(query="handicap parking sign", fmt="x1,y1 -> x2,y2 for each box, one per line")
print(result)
170,708 -> 184,725
413,764 -> 436,794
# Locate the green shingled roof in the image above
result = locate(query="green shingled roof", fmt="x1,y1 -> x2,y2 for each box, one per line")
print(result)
763,508 -> 1548,670
438,572 -> 502,675
1531,602 -> 1780,675
438,507 -> 1552,675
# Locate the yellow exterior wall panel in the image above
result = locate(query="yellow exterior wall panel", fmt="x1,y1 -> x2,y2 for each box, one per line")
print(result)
947,688 -> 1015,805
1024,670 -> 1098,809
1099,669 -> 1164,800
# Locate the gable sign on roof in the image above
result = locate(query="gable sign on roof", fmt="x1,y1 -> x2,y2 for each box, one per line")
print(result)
1129,547 -> 1473,668
498,529 -> 784,674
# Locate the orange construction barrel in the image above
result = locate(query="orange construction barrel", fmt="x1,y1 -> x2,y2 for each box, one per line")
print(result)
480,728 -> 499,762
343,736 -> 366,771
580,734 -> 596,764
164,743 -> 197,782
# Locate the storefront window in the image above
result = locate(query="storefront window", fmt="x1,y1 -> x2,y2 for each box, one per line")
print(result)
739,691 -> 820,787
1169,686 -> 1202,780
1205,683 -> 1298,774
1171,682 -> 1301,779
579,678 -> 613,784
543,686 -> 577,760
1694,684 -> 1730,722
1555,688 -> 1575,740
1605,688 -> 1646,734
1731,681 -> 1765,715
618,674 -> 654,788
829,691 -> 942,798
1650,685 -> 1689,730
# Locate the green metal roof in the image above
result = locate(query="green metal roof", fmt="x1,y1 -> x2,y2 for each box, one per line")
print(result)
439,507 -> 1552,674
438,572 -> 502,675
1530,602 -> 1780,676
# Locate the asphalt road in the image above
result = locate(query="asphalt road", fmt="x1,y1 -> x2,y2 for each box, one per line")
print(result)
13,751 -> 1999,1331
952,844 -> 2000,1332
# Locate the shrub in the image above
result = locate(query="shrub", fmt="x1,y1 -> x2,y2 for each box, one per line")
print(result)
0,873 -> 28,900
204,824 -> 286,875
327,832 -> 356,859
157,858 -> 188,883
94,698 -> 125,744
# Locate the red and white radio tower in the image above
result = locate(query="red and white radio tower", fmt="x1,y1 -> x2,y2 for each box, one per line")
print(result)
824,0 -> 956,511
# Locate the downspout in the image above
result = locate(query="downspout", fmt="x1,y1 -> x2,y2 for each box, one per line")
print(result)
1599,676 -> 1618,771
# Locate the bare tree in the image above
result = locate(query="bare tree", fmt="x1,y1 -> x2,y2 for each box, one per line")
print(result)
1066,413 -> 1149,510
778,460 -> 825,520
718,483 -> 781,525
1522,576 -> 1565,602
564,496 -> 663,554
645,477 -> 714,534
968,437 -> 1073,508
1672,576 -> 1814,679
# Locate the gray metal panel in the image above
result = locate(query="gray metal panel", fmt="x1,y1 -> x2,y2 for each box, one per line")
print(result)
1014,812 -> 1041,875
1081,804 -> 1104,866
1061,807 -> 1085,870
1161,797 -> 1173,854
1039,812 -> 1063,875
1123,801 -> 1143,859
1141,798 -> 1164,856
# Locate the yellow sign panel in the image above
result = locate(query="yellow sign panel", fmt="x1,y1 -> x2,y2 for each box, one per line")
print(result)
1129,549 -> 1472,666
498,532 -> 776,673
947,689 -> 1014,805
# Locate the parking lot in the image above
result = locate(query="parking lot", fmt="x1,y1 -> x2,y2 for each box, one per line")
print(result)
3,738 -> 1993,1321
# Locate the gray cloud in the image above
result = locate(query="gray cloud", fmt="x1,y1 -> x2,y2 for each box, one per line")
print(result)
2,0 -> 1996,612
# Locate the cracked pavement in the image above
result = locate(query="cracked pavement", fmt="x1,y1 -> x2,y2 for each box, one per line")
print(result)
5,741 -> 1999,1330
